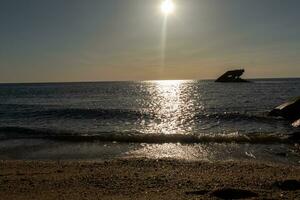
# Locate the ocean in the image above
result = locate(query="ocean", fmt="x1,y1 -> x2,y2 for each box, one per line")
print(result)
0,79 -> 299,163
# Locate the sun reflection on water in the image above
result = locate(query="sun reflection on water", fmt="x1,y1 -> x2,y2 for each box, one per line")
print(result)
140,80 -> 197,135
126,143 -> 211,161
129,80 -> 208,160
153,80 -> 183,134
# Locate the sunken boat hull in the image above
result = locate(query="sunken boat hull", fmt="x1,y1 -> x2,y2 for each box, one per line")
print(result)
215,69 -> 249,83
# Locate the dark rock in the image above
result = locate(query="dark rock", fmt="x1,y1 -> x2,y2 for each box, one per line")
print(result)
185,190 -> 209,195
269,97 -> 300,121
215,69 -> 249,83
211,188 -> 258,199
273,180 -> 300,191
288,132 -> 300,142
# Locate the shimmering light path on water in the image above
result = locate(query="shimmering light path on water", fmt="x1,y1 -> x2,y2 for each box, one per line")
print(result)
0,79 -> 299,163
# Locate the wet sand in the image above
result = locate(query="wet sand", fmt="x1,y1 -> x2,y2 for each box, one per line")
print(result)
1,159 -> 300,199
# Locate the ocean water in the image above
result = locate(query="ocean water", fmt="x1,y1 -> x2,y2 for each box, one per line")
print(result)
0,79 -> 299,163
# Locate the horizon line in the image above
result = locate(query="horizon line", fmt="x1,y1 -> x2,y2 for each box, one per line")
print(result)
0,77 -> 300,85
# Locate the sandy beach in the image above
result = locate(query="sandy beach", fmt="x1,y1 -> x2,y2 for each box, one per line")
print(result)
1,159 -> 300,199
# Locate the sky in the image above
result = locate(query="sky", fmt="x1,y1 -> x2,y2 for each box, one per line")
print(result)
0,0 -> 300,83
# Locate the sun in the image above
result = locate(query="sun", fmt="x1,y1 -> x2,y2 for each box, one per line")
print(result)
161,0 -> 175,15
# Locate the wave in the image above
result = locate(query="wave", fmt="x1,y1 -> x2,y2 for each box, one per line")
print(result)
0,104 -> 282,123
193,112 -> 282,122
0,107 -> 153,120
0,126 -> 294,144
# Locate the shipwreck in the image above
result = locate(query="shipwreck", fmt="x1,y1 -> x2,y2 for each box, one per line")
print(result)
215,69 -> 249,83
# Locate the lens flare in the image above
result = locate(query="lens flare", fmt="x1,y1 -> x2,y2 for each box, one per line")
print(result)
160,0 -> 175,73
161,0 -> 175,15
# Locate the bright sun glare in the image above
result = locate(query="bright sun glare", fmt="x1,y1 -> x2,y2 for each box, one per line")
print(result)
161,0 -> 175,15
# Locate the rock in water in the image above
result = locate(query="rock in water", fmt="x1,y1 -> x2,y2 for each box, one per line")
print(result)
292,119 -> 300,128
269,97 -> 300,120
215,69 -> 249,83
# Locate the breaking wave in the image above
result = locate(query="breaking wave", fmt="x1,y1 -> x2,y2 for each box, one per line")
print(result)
0,126 -> 294,144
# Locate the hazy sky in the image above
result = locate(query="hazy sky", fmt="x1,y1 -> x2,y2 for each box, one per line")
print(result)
1,0 -> 300,82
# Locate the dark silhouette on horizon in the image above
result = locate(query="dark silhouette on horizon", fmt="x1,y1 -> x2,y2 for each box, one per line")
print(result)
215,69 -> 249,83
